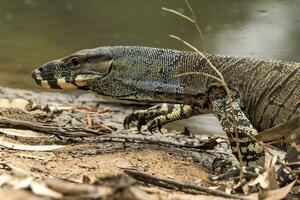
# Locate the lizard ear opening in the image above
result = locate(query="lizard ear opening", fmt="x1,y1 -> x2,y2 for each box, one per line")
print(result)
91,59 -> 113,75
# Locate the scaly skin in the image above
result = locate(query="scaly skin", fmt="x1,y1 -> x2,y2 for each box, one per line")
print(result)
31,46 -> 300,185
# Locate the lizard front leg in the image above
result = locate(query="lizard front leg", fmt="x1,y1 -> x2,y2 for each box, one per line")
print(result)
124,103 -> 205,133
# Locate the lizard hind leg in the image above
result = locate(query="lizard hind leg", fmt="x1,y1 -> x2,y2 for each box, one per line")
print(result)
209,88 -> 265,166
123,103 -> 201,133
207,88 -> 267,186
208,87 -> 298,186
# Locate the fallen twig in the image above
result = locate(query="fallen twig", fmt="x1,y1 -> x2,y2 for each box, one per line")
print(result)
0,117 -> 107,137
124,169 -> 248,200
97,133 -> 221,150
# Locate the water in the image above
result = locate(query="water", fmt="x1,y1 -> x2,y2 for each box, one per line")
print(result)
0,0 -> 299,89
0,0 -> 299,134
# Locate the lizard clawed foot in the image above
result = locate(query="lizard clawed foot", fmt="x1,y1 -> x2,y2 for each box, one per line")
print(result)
123,105 -> 168,133
123,111 -> 147,132
123,103 -> 191,133
123,111 -> 168,133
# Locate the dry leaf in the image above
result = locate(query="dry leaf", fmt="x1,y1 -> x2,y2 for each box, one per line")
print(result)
82,175 -> 93,184
30,181 -> 63,199
0,138 -> 66,151
45,178 -> 96,195
8,165 -> 42,178
115,158 -> 134,169
266,156 -> 279,190
13,177 -> 33,190
247,156 -> 280,190
247,171 -> 268,189
248,180 -> 296,200
264,180 -> 296,200
0,174 -> 11,187
256,116 -> 300,142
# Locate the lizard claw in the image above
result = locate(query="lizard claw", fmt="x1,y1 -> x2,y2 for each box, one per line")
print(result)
123,104 -> 171,133
123,115 -> 132,129
136,118 -> 147,133
123,108 -> 164,132
123,111 -> 145,130
147,118 -> 163,133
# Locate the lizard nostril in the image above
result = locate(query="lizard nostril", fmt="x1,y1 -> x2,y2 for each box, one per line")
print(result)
31,67 -> 45,80
39,67 -> 47,73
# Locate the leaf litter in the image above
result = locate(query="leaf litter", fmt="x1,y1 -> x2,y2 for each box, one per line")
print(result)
0,87 -> 298,199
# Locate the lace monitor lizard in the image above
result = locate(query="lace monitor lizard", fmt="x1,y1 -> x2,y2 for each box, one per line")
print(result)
31,46 -> 300,186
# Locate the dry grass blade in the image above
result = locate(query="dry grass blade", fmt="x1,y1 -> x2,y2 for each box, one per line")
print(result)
169,33 -> 244,181
184,0 -> 204,41
161,7 -> 194,23
175,71 -> 222,83
162,0 -> 205,43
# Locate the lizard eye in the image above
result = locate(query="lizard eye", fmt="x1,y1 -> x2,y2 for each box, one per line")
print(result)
70,57 -> 81,67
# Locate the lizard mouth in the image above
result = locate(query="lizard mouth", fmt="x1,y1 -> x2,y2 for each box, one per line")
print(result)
32,69 -> 100,90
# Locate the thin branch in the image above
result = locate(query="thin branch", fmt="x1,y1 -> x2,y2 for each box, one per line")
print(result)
176,72 -> 223,83
170,34 -> 244,181
161,7 -> 195,23
162,1 -> 205,49
184,0 -> 204,40
284,161 -> 300,166
124,169 -> 248,200
0,117 -> 107,137
97,133 -> 220,150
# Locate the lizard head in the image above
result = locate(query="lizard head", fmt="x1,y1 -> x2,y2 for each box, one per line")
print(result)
32,46 -> 153,99
32,47 -> 113,90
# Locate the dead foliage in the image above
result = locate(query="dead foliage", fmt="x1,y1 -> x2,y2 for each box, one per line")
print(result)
0,87 -> 298,199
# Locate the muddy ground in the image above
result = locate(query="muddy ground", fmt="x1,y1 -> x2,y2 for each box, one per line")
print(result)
0,87 -> 298,200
